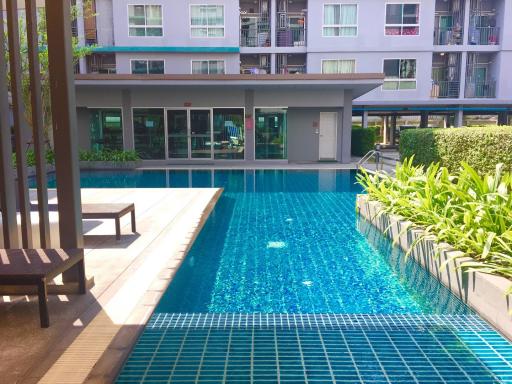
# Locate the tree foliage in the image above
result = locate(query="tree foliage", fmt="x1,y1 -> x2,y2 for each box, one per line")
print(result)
4,2 -> 95,143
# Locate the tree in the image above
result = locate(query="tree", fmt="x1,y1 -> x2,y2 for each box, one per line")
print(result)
4,1 -> 95,145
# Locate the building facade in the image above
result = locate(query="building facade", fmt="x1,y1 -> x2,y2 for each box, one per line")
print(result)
74,0 -> 512,160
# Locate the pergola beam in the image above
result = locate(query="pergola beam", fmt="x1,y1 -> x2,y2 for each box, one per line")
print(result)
0,1 -> 19,248
6,0 -> 33,248
45,0 -> 84,282
26,0 -> 51,248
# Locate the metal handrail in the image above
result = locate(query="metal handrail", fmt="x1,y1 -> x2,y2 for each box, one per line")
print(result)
357,149 -> 399,172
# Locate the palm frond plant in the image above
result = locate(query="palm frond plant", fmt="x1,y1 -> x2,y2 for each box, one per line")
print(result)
357,158 -> 512,294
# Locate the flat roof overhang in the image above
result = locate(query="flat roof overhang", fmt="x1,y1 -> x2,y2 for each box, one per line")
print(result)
75,73 -> 385,100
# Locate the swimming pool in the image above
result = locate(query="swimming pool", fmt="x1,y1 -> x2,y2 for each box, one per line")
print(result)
46,170 -> 512,383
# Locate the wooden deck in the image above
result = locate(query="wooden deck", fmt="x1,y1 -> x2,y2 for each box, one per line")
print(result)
0,187 -> 221,384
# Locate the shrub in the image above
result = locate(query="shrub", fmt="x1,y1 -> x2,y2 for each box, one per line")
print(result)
12,148 -> 55,167
357,159 -> 512,289
351,127 -> 376,156
399,126 -> 512,174
79,149 -> 140,162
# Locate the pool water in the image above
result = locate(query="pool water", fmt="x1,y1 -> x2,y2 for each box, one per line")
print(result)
44,170 -> 512,383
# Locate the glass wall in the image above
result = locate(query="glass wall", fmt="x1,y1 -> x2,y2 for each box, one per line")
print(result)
255,108 -> 287,160
168,110 -> 188,158
133,108 -> 165,159
213,108 -> 245,160
190,110 -> 212,159
89,109 -> 123,151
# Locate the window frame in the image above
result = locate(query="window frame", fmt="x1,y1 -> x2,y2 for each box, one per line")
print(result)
321,59 -> 357,74
384,3 -> 420,36
189,4 -> 225,38
130,59 -> 165,74
322,3 -> 359,38
190,60 -> 226,75
127,4 -> 164,37
382,58 -> 417,90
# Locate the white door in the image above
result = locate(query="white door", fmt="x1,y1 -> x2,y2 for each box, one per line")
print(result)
319,112 -> 337,160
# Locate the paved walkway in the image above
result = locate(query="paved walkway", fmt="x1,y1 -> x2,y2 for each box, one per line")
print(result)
0,187 -> 221,384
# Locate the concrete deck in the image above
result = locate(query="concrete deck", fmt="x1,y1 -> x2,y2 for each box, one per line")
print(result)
0,187 -> 221,384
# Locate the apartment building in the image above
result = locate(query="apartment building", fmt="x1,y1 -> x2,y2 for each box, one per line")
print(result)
74,0 -> 512,161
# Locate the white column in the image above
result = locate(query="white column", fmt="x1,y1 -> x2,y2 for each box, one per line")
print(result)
270,53 -> 276,74
270,0 -> 276,47
76,0 -> 86,74
455,109 -> 464,127
463,0 -> 471,45
362,110 -> 369,128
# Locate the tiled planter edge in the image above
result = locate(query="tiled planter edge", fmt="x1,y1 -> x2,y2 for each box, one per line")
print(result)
356,194 -> 512,340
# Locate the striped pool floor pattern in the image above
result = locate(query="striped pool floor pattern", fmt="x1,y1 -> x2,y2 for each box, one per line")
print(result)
116,314 -> 512,384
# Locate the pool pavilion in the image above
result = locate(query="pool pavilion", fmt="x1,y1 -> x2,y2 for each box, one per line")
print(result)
74,73 -> 384,164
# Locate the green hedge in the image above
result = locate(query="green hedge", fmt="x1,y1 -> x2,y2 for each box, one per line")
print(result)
399,126 -> 512,174
351,127 -> 377,156
12,149 -> 55,167
79,149 -> 140,162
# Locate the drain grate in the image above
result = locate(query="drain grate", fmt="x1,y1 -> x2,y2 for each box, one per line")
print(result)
116,314 -> 512,384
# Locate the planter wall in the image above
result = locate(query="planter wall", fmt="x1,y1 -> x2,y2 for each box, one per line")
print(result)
79,161 -> 141,170
357,194 -> 512,340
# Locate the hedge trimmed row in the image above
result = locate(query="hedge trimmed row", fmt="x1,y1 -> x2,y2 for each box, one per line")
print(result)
351,126 -> 378,156
399,126 -> 512,174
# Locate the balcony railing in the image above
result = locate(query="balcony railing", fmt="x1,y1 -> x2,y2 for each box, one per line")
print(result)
277,64 -> 306,74
240,64 -> 271,74
433,27 -> 463,45
240,16 -> 271,47
276,27 -> 306,47
431,81 -> 460,98
87,62 -> 116,74
468,26 -> 500,45
465,81 -> 496,98
71,26 -> 98,45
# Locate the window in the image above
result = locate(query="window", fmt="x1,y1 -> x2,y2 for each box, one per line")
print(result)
191,60 -> 225,74
89,109 -> 123,151
383,59 -> 417,90
190,5 -> 224,37
128,5 -> 162,37
213,109 -> 245,160
385,3 -> 419,35
131,60 -> 164,74
323,4 -> 357,37
255,108 -> 287,160
133,108 -> 165,159
322,59 -> 356,74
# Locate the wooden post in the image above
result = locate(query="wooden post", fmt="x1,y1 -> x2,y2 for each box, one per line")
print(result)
26,0 -> 51,248
45,0 -> 84,283
6,0 -> 32,248
0,1 -> 19,248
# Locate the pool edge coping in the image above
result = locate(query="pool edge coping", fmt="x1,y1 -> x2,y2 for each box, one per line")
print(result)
80,187 -> 224,384
356,194 -> 512,341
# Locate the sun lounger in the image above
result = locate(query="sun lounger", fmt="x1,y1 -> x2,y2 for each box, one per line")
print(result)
81,203 -> 136,240
0,248 -> 85,327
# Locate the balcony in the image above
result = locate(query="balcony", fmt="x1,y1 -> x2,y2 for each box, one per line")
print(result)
240,16 -> 271,47
468,26 -> 500,45
276,53 -> 306,74
433,27 -> 463,45
433,0 -> 465,45
86,53 -> 116,74
431,81 -> 460,98
240,54 -> 271,74
276,26 -> 306,47
465,81 -> 496,98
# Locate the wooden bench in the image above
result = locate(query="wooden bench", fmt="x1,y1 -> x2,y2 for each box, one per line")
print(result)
0,249 -> 85,327
82,203 -> 136,240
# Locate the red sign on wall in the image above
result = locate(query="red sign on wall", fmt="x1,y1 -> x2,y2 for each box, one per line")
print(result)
245,116 -> 253,129
184,102 -> 192,107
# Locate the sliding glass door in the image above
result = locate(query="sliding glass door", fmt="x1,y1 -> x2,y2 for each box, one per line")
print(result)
167,110 -> 188,158
190,110 -> 212,159
167,109 -> 213,159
